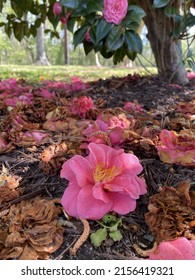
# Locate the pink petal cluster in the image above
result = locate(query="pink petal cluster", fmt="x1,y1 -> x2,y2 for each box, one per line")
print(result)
53,2 -> 62,15
156,129 -> 195,167
149,237 -> 195,260
83,119 -> 124,146
124,101 -> 144,113
103,0 -> 128,25
71,96 -> 95,118
98,113 -> 133,129
60,143 -> 147,220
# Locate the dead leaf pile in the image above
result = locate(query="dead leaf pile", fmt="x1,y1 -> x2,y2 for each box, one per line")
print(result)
145,180 -> 195,243
0,197 -> 64,260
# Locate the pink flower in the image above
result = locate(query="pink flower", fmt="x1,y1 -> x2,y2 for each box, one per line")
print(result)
124,101 -> 144,113
53,2 -> 62,16
156,129 -> 195,167
103,0 -> 128,25
149,237 -> 195,260
84,29 -> 91,42
60,12 -> 71,25
71,96 -> 95,118
60,143 -> 147,220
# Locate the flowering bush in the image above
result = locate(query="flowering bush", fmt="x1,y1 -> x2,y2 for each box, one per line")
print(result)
60,143 -> 147,220
156,129 -> 195,167
53,0 -> 145,64
71,96 -> 95,118
103,0 -> 128,25
149,237 -> 195,260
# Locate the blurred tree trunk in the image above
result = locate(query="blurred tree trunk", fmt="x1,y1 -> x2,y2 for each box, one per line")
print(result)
95,53 -> 101,67
36,23 -> 50,66
134,0 -> 188,84
64,25 -> 70,65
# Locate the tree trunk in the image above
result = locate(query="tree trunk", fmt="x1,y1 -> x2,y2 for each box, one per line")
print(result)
64,25 -> 70,65
36,23 -> 50,66
95,52 -> 101,67
134,0 -> 188,84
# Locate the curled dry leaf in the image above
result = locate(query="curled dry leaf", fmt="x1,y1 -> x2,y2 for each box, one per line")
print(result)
0,164 -> 21,204
39,142 -> 68,174
145,180 -> 195,243
0,197 -> 64,260
0,132 -> 14,154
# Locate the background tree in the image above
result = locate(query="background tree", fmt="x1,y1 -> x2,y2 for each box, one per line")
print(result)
36,22 -> 50,65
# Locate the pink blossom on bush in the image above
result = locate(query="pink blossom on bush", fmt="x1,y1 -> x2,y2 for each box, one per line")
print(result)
71,96 -> 95,118
60,143 -> 147,220
103,0 -> 128,25
149,237 -> 195,260
60,12 -> 71,25
156,129 -> 195,167
53,2 -> 62,16
84,29 -> 91,42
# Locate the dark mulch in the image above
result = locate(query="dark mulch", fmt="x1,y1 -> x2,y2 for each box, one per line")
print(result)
1,74 -> 195,260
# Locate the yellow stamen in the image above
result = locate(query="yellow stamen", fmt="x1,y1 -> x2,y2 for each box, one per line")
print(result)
93,163 -> 122,183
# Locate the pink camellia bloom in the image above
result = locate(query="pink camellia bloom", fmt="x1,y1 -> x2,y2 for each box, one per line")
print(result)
53,2 -> 62,16
156,129 -> 195,167
60,143 -> 147,220
71,96 -> 95,118
149,237 -> 195,260
103,0 -> 128,25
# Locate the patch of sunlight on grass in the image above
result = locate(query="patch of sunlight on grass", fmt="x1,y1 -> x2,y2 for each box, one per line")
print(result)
0,65 -> 157,83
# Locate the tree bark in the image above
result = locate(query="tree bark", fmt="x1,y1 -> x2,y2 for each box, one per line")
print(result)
36,23 -> 50,66
64,25 -> 70,65
134,0 -> 188,84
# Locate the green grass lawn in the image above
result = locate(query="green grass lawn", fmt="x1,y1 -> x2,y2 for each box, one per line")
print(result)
0,65 -> 157,83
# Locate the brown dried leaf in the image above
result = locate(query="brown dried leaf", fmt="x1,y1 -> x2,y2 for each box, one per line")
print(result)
145,180 -> 195,243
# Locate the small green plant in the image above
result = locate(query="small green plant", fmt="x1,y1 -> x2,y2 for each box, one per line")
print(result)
90,214 -> 123,247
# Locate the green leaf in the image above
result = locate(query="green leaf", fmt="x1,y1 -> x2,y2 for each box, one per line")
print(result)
127,5 -> 146,21
53,14 -> 61,30
83,41 -> 94,55
109,230 -> 123,242
60,0 -> 79,9
153,0 -> 170,9
96,19 -> 113,43
73,25 -> 88,49
90,228 -> 107,247
102,214 -> 117,224
125,31 -> 142,54
106,25 -> 124,52
87,0 -> 103,13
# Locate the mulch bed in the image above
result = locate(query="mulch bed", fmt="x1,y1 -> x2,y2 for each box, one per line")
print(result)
0,74 -> 195,260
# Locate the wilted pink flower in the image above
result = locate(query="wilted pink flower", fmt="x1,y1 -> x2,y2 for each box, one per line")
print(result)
149,237 -> 195,260
53,2 -> 62,15
40,89 -> 55,99
98,113 -> 132,129
71,96 -> 95,118
124,101 -> 144,113
103,0 -> 128,25
84,119 -> 124,146
156,129 -> 195,167
60,143 -> 147,220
